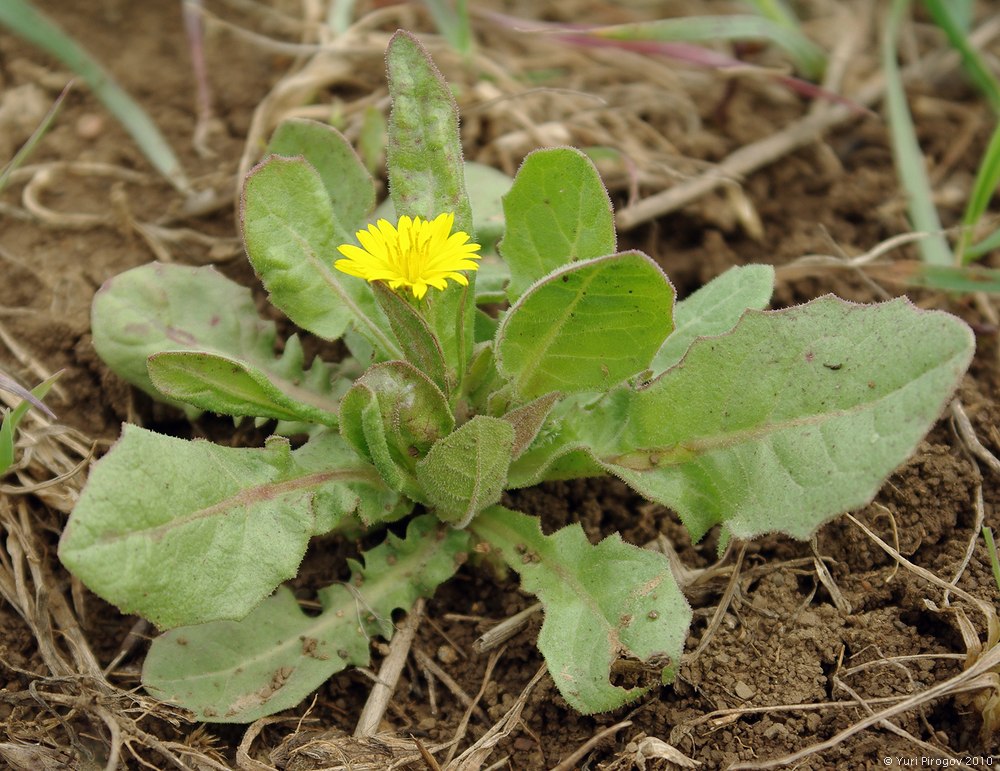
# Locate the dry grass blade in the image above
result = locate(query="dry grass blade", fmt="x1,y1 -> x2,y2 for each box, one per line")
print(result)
548,720 -> 632,771
473,602 -> 541,653
951,400 -> 1000,476
355,598 -> 425,737
444,664 -> 547,771
616,9 -> 1000,231
683,544 -> 745,664
728,645 -> 1000,768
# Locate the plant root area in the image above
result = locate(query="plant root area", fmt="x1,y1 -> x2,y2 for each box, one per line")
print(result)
2,1 -> 1000,769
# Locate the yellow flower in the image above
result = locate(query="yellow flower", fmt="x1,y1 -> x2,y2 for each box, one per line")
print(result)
335,212 -> 481,300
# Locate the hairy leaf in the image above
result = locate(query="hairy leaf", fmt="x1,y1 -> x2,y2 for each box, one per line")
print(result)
267,118 -> 375,230
652,264 -> 774,373
386,30 -> 475,378
147,350 -> 340,426
501,392 -> 561,459
340,361 -> 454,499
584,296 -> 974,541
471,506 -> 690,714
416,416 -> 515,528
59,426 -> 391,629
142,515 -> 469,722
371,282 -> 450,395
92,262 -> 344,420
496,252 -> 674,399
506,395 -> 604,488
500,147 -> 616,302
242,156 -> 400,356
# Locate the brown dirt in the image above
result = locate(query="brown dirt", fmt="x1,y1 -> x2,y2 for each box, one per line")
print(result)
3,1 -> 1000,769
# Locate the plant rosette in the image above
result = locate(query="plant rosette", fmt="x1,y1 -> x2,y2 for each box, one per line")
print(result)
58,30 -> 975,723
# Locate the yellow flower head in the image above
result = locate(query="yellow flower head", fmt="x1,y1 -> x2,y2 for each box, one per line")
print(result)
335,212 -> 481,300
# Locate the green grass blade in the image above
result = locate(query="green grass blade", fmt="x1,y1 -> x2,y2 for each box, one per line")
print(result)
593,15 -> 825,80
922,0 -> 1000,110
957,121 -> 1000,263
0,0 -> 192,194
882,0 -> 952,266
423,0 -> 473,55
965,226 -> 1000,262
744,0 -> 799,30
0,81 -> 70,194
983,527 -> 1000,595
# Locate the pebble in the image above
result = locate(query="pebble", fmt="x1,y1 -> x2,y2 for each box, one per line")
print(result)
733,680 -> 756,700
437,645 -> 458,665
75,113 -> 104,140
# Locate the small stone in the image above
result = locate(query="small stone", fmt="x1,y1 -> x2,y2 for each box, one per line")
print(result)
437,645 -> 459,665
733,680 -> 755,700
75,113 -> 104,140
417,716 -> 436,731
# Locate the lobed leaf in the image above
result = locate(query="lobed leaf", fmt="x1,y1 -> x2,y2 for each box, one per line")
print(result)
242,156 -> 400,355
147,351 -> 339,427
471,506 -> 691,714
500,147 -> 616,302
142,514 -> 470,722
59,426 -> 392,629
92,262 -> 344,421
495,252 -> 675,399
581,296 -> 974,541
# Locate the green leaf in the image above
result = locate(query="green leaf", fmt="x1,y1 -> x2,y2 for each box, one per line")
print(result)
371,283 -> 450,395
147,351 -> 340,426
958,122 -> 1000,263
371,161 -> 513,255
386,30 -> 475,378
284,429 -> 407,533
385,31 -> 473,235
506,394 -> 604,488
582,296 -> 974,542
339,361 -> 454,497
142,514 -> 469,722
0,0 -> 191,194
883,0 -> 951,266
241,156 -> 400,356
91,262 -> 344,419
501,392 -> 561,459
500,147 -> 616,302
591,15 -> 826,81
471,506 -> 690,714
652,265 -> 774,373
495,252 -> 675,400
0,372 -> 59,474
416,416 -> 515,528
59,425 -> 388,629
922,0 -> 1000,111
267,118 -> 376,229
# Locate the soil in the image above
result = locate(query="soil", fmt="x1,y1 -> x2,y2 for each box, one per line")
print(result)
2,1 -> 1000,769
